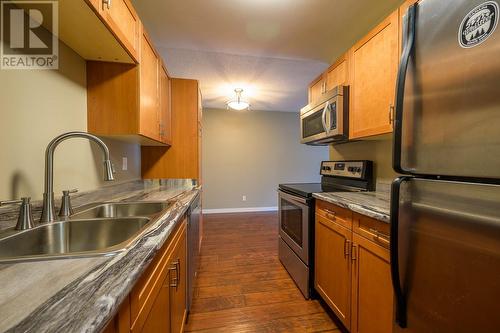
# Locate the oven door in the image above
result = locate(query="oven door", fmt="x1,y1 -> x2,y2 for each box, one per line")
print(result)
278,190 -> 310,264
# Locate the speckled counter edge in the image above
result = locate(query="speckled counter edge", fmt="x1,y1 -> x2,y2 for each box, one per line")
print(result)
313,192 -> 390,223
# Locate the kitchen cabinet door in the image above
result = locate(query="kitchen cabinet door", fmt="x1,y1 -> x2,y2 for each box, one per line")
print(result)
351,233 -> 393,333
308,75 -> 326,104
350,9 -> 399,139
326,53 -> 349,90
142,271 -> 171,333
99,0 -> 140,61
86,0 -> 100,11
142,79 -> 202,181
102,298 -> 131,333
139,29 -> 161,142
315,214 -> 352,330
159,65 -> 172,145
170,227 -> 187,333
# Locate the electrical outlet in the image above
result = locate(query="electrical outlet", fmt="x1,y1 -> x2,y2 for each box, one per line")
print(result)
122,157 -> 128,171
242,195 -> 247,202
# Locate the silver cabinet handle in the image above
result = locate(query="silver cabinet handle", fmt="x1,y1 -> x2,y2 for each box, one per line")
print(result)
323,208 -> 336,221
351,243 -> 357,261
169,259 -> 180,289
369,228 -> 390,245
344,239 -> 351,258
103,0 -> 112,9
169,261 -> 178,288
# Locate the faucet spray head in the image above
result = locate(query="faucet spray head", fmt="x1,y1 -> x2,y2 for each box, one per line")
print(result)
104,160 -> 115,181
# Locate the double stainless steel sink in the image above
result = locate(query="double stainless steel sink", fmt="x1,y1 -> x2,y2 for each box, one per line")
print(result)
0,202 -> 173,263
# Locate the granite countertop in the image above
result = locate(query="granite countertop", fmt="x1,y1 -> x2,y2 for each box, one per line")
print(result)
0,179 -> 200,333
313,184 -> 391,223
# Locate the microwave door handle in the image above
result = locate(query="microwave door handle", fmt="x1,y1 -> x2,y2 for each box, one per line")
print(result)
393,4 -> 416,174
321,101 -> 330,134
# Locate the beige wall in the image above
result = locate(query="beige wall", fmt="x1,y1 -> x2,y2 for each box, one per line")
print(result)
0,41 -> 141,200
329,138 -> 397,183
202,108 -> 328,210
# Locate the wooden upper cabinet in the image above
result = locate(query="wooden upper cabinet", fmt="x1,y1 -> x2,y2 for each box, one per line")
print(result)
87,0 -> 100,10
326,53 -> 350,90
308,52 -> 350,104
142,79 -> 202,181
308,74 -> 327,104
87,26 -> 170,146
349,9 -> 399,139
315,213 -> 352,330
98,0 -> 140,61
351,233 -> 393,333
159,65 -> 173,145
13,1 -> 136,63
139,29 -> 161,142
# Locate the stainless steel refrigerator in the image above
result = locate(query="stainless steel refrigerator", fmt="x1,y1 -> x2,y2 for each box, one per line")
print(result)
391,1 -> 500,332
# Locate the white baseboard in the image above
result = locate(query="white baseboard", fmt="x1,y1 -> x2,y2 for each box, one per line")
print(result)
203,206 -> 278,214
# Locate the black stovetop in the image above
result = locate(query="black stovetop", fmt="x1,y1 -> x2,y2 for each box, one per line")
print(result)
278,183 -> 355,198
279,160 -> 374,198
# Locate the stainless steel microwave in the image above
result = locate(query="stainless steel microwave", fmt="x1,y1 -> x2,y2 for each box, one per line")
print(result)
300,85 -> 348,145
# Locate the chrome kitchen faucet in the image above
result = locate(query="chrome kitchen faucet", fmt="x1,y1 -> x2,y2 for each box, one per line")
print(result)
40,132 -> 115,223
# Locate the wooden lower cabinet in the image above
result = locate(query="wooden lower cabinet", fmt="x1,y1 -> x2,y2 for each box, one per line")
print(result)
315,214 -> 352,330
315,200 -> 393,332
104,218 -> 187,333
350,233 -> 393,333
170,229 -> 187,333
141,278 -> 171,333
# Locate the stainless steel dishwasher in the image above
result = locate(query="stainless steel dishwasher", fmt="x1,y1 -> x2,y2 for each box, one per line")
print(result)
187,193 -> 201,312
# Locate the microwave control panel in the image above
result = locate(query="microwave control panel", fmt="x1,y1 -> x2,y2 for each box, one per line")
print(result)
320,161 -> 366,179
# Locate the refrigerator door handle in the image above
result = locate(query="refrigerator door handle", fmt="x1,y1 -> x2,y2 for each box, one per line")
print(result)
390,177 -> 409,328
393,4 -> 416,174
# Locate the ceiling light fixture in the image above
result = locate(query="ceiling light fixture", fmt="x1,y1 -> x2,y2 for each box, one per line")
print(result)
226,88 -> 250,111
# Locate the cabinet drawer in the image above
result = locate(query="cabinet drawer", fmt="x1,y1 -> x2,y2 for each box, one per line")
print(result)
316,200 -> 353,229
130,218 -> 186,331
353,213 -> 390,249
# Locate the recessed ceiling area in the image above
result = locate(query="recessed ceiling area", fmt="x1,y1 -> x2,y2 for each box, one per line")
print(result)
132,0 -> 404,112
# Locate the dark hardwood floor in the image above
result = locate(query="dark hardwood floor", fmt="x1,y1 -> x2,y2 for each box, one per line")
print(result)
185,212 -> 339,332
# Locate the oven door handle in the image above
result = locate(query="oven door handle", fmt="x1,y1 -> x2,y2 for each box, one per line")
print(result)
321,101 -> 330,134
278,190 -> 309,205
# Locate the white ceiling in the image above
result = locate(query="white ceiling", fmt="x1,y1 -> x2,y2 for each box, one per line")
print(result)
132,0 -> 403,112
